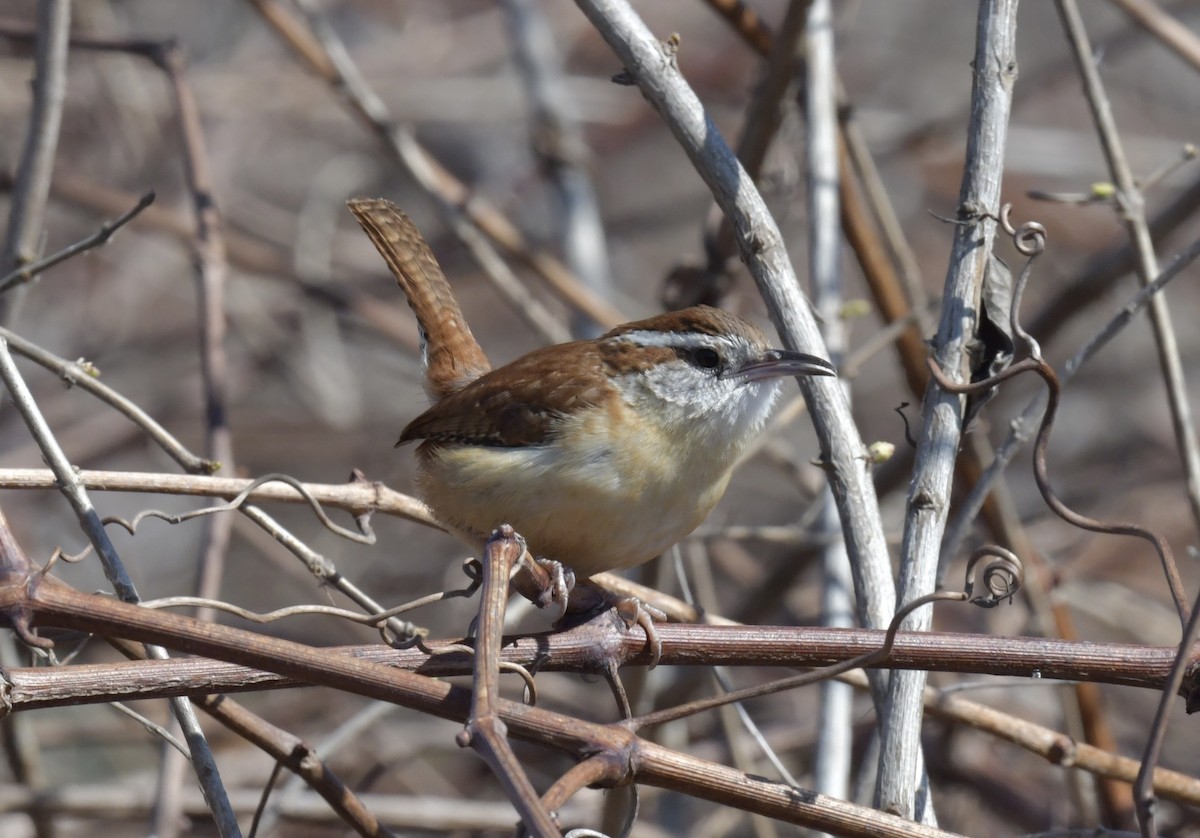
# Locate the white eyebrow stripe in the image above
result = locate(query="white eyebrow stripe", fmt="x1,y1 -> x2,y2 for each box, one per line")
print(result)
615,330 -> 725,349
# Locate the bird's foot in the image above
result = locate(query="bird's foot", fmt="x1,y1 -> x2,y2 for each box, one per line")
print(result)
611,594 -> 667,668
511,553 -> 575,621
556,581 -> 668,668
510,558 -> 667,667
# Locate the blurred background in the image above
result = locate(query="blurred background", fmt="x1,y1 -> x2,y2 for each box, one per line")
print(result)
1,0 -> 1199,835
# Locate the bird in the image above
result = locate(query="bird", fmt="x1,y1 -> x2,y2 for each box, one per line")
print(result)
347,198 -> 835,592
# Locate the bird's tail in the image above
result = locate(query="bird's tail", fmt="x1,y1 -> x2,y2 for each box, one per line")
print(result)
347,198 -> 490,399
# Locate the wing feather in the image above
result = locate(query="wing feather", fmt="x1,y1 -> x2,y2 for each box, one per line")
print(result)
398,342 -> 612,447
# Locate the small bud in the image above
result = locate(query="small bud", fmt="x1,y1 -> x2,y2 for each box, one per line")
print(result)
867,441 -> 895,464
840,299 -> 872,320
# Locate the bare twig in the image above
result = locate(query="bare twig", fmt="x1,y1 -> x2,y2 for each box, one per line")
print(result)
1134,584 -> 1200,838
1056,0 -> 1200,543
141,42 -> 239,833
0,467 -> 439,528
0,0 -> 70,317
803,0 -> 858,812
0,328 -> 218,473
0,345 -> 136,601
0,191 -> 155,293
880,0 -> 1020,820
459,527 -> 560,836
1107,0 -> 1200,73
236,502 -> 426,641
503,0 -> 613,339
247,0 -> 626,331
103,472 -> 376,545
153,39 -> 237,608
5,619 -> 1190,710
0,11 -> 67,810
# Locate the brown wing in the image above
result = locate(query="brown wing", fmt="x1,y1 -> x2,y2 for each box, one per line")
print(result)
398,341 -> 613,447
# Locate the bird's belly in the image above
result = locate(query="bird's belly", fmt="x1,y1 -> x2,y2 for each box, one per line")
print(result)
417,429 -> 733,578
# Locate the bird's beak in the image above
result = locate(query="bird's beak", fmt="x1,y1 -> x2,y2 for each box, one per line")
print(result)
732,348 -> 837,383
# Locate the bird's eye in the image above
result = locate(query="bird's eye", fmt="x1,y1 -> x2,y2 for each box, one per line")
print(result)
691,347 -> 721,370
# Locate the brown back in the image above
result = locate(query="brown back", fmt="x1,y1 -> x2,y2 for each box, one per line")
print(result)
347,198 -> 491,399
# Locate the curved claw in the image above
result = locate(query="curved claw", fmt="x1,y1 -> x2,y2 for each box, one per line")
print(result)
613,596 -> 666,668
541,558 -> 575,622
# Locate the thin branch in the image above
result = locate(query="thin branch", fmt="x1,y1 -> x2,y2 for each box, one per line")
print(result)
1056,0 -> 1200,543
0,328 -> 217,474
0,467 -> 439,528
247,0 -> 626,331
0,190 -> 155,293
153,38 -> 237,612
0,0 -> 70,306
803,0 -> 857,811
113,42 -> 237,834
1107,0 -> 1200,73
503,0 -> 614,339
880,0 -> 1020,820
0,32 -> 69,824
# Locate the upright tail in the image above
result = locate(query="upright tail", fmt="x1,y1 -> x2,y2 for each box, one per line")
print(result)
347,198 -> 490,400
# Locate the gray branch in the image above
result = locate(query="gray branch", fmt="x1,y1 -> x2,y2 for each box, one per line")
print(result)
877,0 -> 1020,820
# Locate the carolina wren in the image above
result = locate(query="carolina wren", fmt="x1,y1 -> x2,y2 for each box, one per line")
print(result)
347,198 -> 835,581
